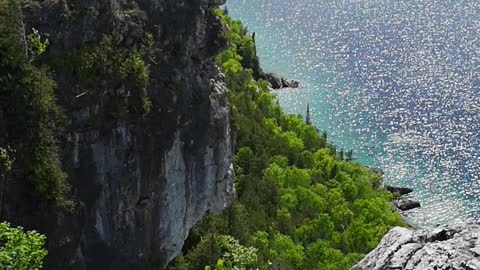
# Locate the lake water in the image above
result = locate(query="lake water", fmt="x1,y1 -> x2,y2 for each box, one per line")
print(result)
227,0 -> 480,226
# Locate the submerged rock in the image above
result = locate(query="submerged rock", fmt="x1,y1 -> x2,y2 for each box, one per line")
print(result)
352,223 -> 480,270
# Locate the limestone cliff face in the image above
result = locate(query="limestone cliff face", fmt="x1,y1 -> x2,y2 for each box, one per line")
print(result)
352,223 -> 480,270
3,0 -> 234,269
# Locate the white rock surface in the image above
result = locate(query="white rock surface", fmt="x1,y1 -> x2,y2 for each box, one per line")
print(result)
352,223 -> 480,270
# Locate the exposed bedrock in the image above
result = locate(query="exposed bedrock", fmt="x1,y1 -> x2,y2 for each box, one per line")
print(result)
352,223 -> 480,270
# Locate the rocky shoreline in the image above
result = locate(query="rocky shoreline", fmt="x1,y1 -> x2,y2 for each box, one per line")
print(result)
384,185 -> 422,230
247,32 -> 299,90
364,166 -> 422,229
385,185 -> 421,212
354,167 -> 480,269
384,184 -> 421,229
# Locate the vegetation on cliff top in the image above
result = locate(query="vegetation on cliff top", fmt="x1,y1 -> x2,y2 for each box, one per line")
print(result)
169,9 -> 404,270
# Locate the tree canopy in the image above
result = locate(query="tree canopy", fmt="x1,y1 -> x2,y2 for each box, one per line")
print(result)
0,222 -> 48,270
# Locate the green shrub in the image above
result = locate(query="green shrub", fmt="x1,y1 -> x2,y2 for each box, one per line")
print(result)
67,33 -> 154,116
26,28 -> 49,61
0,147 -> 13,174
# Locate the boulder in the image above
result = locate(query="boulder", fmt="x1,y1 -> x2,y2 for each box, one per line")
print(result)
394,195 -> 421,211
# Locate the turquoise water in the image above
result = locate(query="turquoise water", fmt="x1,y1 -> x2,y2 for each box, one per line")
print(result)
227,0 -> 480,226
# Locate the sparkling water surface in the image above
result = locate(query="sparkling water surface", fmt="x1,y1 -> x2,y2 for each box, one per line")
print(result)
227,0 -> 480,226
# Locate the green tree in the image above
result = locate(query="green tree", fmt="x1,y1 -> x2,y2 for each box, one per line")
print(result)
295,214 -> 334,245
269,234 -> 304,270
0,222 -> 48,270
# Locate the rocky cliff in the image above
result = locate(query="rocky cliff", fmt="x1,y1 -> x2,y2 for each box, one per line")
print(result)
352,223 -> 480,270
1,0 -> 234,269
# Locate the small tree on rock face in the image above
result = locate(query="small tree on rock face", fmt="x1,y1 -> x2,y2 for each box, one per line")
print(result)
0,147 -> 14,216
0,147 -> 13,175
0,222 -> 48,270
26,28 -> 49,62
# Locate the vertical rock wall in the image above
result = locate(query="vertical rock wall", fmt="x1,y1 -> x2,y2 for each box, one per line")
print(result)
2,0 -> 234,269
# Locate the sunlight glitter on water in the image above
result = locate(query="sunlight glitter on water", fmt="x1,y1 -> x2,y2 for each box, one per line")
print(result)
227,0 -> 480,226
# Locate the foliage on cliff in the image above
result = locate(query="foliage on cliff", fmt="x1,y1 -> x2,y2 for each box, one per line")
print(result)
0,0 -> 69,207
0,222 -> 47,270
169,9 -> 404,270
51,33 -> 154,116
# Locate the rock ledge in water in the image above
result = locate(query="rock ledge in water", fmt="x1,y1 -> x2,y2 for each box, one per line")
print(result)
385,185 -> 413,195
385,185 -> 421,211
394,194 -> 421,211
352,223 -> 480,270
260,72 -> 299,89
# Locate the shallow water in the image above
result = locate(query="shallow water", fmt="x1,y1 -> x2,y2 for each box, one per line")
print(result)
227,0 -> 480,226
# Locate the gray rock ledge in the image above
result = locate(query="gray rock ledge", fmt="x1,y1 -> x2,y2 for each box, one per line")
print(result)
352,223 -> 480,270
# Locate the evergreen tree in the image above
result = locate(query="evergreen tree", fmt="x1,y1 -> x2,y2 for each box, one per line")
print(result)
305,103 -> 311,125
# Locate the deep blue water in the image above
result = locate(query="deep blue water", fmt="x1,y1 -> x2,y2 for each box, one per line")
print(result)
227,0 -> 480,226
